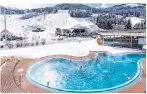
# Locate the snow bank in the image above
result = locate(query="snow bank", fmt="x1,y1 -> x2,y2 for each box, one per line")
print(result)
0,39 -> 140,58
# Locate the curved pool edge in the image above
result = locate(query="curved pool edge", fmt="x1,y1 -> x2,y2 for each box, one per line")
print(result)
37,51 -> 145,61
26,52 -> 146,93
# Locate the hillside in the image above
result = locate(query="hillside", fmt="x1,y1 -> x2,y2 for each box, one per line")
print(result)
0,6 -> 24,14
1,3 -> 146,17
0,3 -> 146,32
54,3 -> 91,10
103,4 -> 146,17
0,5 -> 58,14
0,10 -> 101,40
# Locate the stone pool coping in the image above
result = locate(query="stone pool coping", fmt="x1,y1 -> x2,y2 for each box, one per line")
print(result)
0,51 -> 146,93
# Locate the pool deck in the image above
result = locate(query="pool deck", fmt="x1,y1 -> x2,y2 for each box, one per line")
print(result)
0,51 -> 146,93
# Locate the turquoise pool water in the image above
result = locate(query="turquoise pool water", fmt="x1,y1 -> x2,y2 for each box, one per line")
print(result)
27,53 -> 146,93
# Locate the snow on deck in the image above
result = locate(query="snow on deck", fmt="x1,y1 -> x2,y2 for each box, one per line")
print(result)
0,39 -> 140,58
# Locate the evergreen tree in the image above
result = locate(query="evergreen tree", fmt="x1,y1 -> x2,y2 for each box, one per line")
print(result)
107,21 -> 113,29
141,22 -> 144,29
125,19 -> 132,30
135,12 -> 140,17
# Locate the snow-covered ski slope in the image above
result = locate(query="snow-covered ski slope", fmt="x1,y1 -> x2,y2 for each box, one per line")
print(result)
0,10 -> 100,37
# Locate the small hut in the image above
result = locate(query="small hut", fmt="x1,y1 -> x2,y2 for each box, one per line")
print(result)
55,27 -> 72,36
32,28 -> 44,32
55,24 -> 92,37
0,30 -> 24,41
55,28 -> 62,35
0,30 -> 14,40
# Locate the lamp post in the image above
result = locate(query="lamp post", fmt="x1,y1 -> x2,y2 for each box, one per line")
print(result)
4,8 -> 7,31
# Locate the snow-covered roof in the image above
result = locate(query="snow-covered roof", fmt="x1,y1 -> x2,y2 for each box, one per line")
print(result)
0,30 -> 14,37
59,26 -> 73,29
71,24 -> 88,29
32,28 -> 44,32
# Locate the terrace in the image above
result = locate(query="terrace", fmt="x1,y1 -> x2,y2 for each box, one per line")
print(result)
0,51 -> 146,93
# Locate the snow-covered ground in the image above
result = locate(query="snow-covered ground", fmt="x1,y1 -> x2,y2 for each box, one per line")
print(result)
126,17 -> 144,27
0,39 -> 140,58
0,10 -> 100,41
0,10 -> 144,59
0,10 -> 144,39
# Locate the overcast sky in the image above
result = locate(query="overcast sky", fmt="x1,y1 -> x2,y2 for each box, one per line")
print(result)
1,4 -> 57,9
0,3 -> 119,9
0,0 -> 145,8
